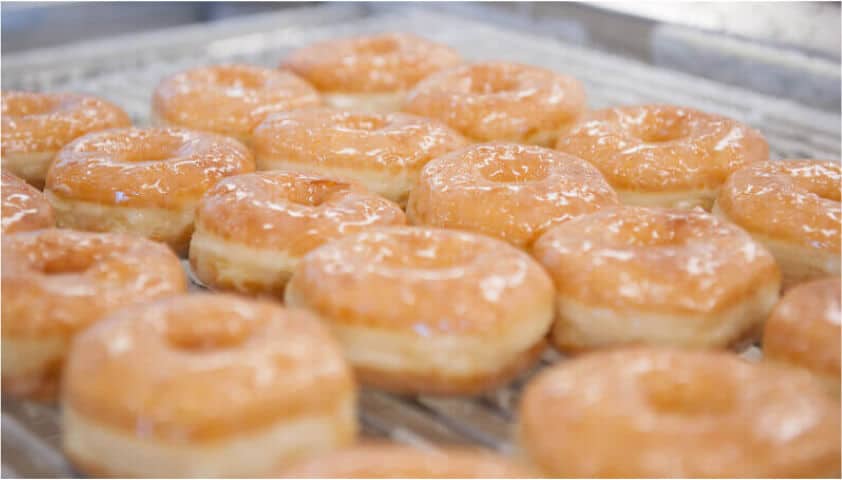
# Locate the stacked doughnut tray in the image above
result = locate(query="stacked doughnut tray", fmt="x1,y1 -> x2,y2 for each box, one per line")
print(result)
2,6 -> 840,477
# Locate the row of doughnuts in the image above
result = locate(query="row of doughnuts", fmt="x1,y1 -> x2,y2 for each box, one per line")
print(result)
2,31 -> 840,477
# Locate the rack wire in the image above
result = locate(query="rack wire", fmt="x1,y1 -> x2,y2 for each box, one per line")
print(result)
1,6 -> 838,477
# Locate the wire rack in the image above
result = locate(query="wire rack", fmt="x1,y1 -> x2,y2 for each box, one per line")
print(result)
1,6 -> 838,478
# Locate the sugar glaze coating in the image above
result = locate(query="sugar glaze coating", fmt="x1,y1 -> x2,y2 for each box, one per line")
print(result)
407,142 -> 618,247
764,277 -> 841,395
252,109 -> 467,205
152,64 -> 320,144
404,61 -> 586,145
62,293 -> 356,477
2,229 -> 186,399
532,206 -> 781,351
1,170 -> 55,233
190,171 -> 405,296
285,227 -> 554,395
1,91 -> 131,187
556,105 -> 769,208
283,33 -> 462,94
519,348 -> 841,477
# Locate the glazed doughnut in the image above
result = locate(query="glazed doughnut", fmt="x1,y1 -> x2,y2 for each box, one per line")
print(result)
152,64 -> 320,146
283,33 -> 462,112
1,91 -> 131,188
285,227 -> 554,395
532,206 -> 780,352
764,277 -> 840,396
190,171 -> 406,296
518,348 -> 841,477
407,142 -> 618,247
403,61 -> 586,146
2,170 -> 55,233
1,229 -> 185,400
286,227 -> 553,395
282,443 -> 533,478
44,127 -> 254,255
62,293 -> 356,477
252,109 -> 467,205
555,105 -> 769,209
714,159 -> 841,289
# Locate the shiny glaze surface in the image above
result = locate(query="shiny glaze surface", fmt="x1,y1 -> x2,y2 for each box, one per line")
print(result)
282,33 -> 462,93
403,61 -> 586,142
282,444 -> 533,478
555,105 -> 769,191
153,65 -> 320,139
252,108 -> 468,173
1,91 -> 130,154
2,229 -> 186,337
46,127 -> 254,208
764,277 -> 841,379
716,159 -> 841,252
63,294 -> 354,441
407,143 -> 618,247
286,226 -> 554,334
519,348 -> 841,477
196,171 -> 405,252
532,206 -> 779,313
1,170 -> 55,233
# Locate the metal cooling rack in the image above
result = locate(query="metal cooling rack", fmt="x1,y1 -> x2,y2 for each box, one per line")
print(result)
1,5 -> 837,478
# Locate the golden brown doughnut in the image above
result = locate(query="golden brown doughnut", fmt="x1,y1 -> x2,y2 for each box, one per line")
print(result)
285,227 -> 554,395
532,206 -> 780,352
403,61 -> 586,145
190,171 -> 406,296
518,348 -> 841,477
1,91 -> 131,188
282,443 -> 534,478
1,229 -> 186,400
407,142 -> 618,247
152,64 -> 320,146
556,105 -> 769,209
764,277 -> 840,395
283,33 -> 462,112
252,108 -> 467,205
62,293 -> 357,477
714,159 -> 840,289
44,127 -> 254,255
2,170 -> 55,233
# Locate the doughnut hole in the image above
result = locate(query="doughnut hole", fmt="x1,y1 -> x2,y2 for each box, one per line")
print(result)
631,111 -> 693,144
39,255 -> 96,275
166,308 -> 267,352
613,214 -> 703,247
371,233 -> 478,270
478,155 -> 551,184
467,66 -> 520,95
640,368 -> 736,416
334,113 -> 389,131
285,179 -> 352,207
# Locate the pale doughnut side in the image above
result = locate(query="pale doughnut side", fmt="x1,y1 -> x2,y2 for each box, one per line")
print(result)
64,398 -> 356,478
46,191 -> 196,256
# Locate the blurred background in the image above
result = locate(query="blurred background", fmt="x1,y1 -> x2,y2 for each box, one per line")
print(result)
2,2 -> 840,111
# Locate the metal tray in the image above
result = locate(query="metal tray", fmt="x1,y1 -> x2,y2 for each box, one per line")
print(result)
1,5 -> 838,478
